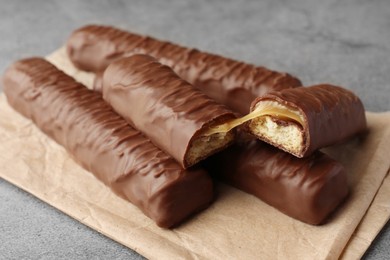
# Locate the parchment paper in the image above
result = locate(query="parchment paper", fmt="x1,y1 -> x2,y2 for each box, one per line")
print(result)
0,48 -> 389,259
341,172 -> 390,259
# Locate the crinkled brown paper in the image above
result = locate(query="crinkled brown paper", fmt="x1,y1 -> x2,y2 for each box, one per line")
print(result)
0,48 -> 389,259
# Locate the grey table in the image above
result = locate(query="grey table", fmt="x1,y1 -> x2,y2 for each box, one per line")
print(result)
1,0 -> 389,259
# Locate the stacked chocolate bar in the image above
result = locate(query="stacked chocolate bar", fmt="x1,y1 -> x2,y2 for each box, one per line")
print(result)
2,25 -> 366,228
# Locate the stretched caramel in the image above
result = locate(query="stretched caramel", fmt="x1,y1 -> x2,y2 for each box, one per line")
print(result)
203,101 -> 304,136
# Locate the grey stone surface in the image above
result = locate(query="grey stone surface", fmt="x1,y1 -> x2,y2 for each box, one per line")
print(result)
0,0 -> 388,259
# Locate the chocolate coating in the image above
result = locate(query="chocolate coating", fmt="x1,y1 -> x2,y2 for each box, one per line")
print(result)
102,54 -> 236,168
2,58 -> 214,228
67,25 -> 302,114
203,139 -> 349,225
250,84 -> 367,157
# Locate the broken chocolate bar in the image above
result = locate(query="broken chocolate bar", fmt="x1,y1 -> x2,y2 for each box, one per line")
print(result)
248,84 -> 367,157
2,57 -> 214,228
102,54 -> 236,168
67,25 -> 302,114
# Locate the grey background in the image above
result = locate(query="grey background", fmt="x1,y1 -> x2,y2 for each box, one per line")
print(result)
0,0 -> 389,259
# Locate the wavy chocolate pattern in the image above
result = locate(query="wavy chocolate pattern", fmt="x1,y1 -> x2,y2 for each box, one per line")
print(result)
2,58 -> 214,228
67,25 -> 302,114
250,84 -> 367,157
102,54 -> 236,168
203,139 -> 349,225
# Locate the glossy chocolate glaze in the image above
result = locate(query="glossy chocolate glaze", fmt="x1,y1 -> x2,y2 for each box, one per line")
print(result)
203,138 -> 349,225
2,58 -> 214,228
67,25 -> 302,114
250,84 -> 367,157
102,54 -> 236,168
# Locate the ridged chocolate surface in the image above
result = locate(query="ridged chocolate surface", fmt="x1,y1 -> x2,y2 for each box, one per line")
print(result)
2,58 -> 214,228
102,54 -> 236,168
203,138 -> 349,225
67,25 -> 302,114
251,84 -> 367,157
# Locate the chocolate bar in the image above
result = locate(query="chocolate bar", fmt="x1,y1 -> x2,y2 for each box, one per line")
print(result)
248,84 -> 367,157
102,54 -> 236,168
2,58 -> 214,228
67,25 -> 302,114
203,138 -> 349,225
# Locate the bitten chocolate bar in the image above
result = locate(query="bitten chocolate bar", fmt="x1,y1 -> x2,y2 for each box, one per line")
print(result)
2,58 -> 214,228
67,25 -> 302,114
203,138 -> 349,225
248,84 -> 367,157
102,54 -> 236,168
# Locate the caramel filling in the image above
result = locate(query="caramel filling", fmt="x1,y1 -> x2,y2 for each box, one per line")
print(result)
202,101 -> 304,136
